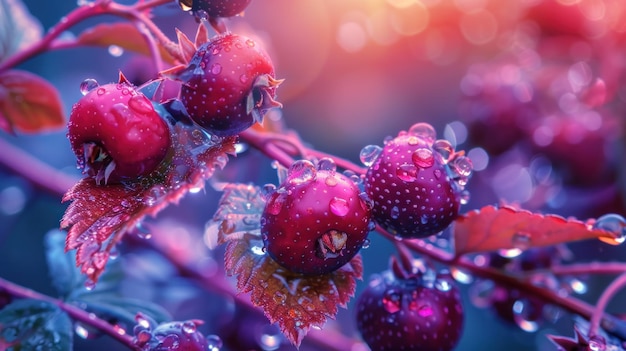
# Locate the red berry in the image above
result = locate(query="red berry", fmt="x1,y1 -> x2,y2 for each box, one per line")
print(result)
356,264 -> 464,351
67,79 -> 171,184
180,33 -> 282,137
179,0 -> 251,18
363,123 -> 472,239
261,160 -> 372,275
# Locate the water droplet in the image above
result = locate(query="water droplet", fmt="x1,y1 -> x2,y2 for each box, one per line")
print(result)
408,123 -> 436,145
412,147 -> 434,168
207,334 -> 223,351
396,164 -> 418,182
451,266 -> 474,284
324,175 -> 338,187
317,157 -> 337,171
367,220 -> 376,231
178,0 -> 192,11
80,79 -> 99,95
459,190 -> 470,205
75,324 -> 90,339
287,160 -> 316,185
594,213 -> 626,245
382,289 -> 402,313
329,197 -> 350,216
239,73 -> 249,84
362,238 -> 371,249
261,183 -> 277,200
390,206 -> 400,219
511,232 -> 532,251
433,139 -> 454,162
257,324 -> 282,351
360,145 -> 382,167
108,45 -> 124,57
588,335 -> 606,351
84,280 -> 96,290
182,321 -> 197,334
128,95 -> 154,115
450,155 -> 473,178
435,279 -> 452,292
512,299 -> 540,332
246,39 -> 255,47
211,63 -> 222,75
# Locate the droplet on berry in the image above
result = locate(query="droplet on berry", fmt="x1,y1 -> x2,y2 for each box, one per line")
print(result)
182,321 -> 197,334
80,78 -> 99,95
317,157 -> 337,171
382,289 -> 402,313
329,197 -> 350,216
412,147 -> 434,168
287,160 -> 317,185
433,139 -> 454,162
396,164 -> 418,182
360,144 -> 383,167
594,213 -> 626,245
128,95 -> 155,115
408,122 -> 436,145
207,334 -> 223,351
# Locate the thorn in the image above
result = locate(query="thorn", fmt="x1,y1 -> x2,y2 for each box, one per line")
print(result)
176,28 -> 197,64
194,20 -> 210,47
118,71 -> 131,85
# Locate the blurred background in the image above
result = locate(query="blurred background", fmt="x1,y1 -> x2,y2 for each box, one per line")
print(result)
2,0 -> 626,349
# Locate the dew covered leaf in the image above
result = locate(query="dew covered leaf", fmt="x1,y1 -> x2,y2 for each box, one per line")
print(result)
453,205 -> 620,255
61,113 -> 237,284
77,22 -> 177,65
0,0 -> 42,63
0,299 -> 72,351
0,69 -> 65,134
212,184 -> 362,346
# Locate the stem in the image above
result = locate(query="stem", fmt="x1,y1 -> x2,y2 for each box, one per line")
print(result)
551,262 -> 626,276
0,277 -> 138,350
589,273 -> 626,337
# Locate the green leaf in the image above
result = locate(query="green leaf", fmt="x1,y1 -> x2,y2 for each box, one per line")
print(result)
0,69 -> 65,134
44,230 -> 79,298
0,0 -> 43,63
0,299 -> 73,351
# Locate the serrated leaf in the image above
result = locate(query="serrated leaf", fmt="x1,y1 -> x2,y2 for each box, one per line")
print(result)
0,69 -> 65,134
0,0 -> 42,63
211,184 -> 363,346
77,22 -> 177,65
453,205 -> 620,255
0,299 -> 73,351
61,111 -> 237,284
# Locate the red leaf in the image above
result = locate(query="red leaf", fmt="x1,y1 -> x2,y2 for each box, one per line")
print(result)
453,205 -> 620,255
0,70 -> 64,134
61,118 -> 237,283
211,184 -> 363,346
77,23 -> 177,65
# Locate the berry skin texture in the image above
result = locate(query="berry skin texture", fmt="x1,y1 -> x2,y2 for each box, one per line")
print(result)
185,0 -> 251,18
261,163 -> 372,275
180,33 -> 281,137
67,81 -> 171,184
356,269 -> 464,351
364,125 -> 466,238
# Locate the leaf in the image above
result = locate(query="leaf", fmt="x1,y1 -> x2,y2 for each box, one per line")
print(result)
0,0 -> 43,63
211,184 -> 363,346
44,230 -> 79,298
76,295 -> 171,328
0,69 -> 65,134
61,103 -> 237,284
77,22 -> 177,65
0,299 -> 73,351
453,205 -> 621,255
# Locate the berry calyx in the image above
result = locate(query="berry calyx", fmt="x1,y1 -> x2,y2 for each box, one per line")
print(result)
261,160 -> 372,275
363,123 -> 472,238
356,257 -> 464,351
179,33 -> 282,137
178,0 -> 251,18
67,75 -> 171,184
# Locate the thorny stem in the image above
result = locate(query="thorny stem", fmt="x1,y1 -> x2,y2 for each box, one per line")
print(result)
0,277 -> 139,350
0,0 -> 178,73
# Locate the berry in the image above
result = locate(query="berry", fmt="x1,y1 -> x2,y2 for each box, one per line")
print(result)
67,77 -> 171,184
179,0 -> 251,18
363,123 -> 472,239
261,160 -> 372,275
179,33 -> 282,137
356,260 -> 464,351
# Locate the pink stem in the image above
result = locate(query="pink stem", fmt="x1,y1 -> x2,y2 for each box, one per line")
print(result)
551,262 -> 626,276
0,277 -> 138,350
589,273 -> 626,337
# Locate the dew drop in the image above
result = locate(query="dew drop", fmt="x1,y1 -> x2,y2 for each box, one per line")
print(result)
360,145 -> 382,167
329,197 -> 350,216
211,63 -> 222,75
128,95 -> 154,115
433,139 -> 454,162
408,123 -> 436,145
450,155 -> 473,178
594,213 -> 626,245
261,183 -> 277,200
390,206 -> 400,219
207,334 -> 223,351
257,324 -> 282,351
459,190 -> 470,205
362,238 -> 371,249
412,147 -> 434,168
367,220 -> 376,231
451,266 -> 474,284
382,289 -> 402,313
182,321 -> 197,334
587,335 -> 606,351
317,157 -> 337,172
239,74 -> 249,84
324,175 -> 338,187
80,78 -> 99,95
512,299 -> 540,332
84,280 -> 96,291
266,193 -> 285,215
396,164 -> 418,182
287,160 -> 317,185
511,232 -> 532,251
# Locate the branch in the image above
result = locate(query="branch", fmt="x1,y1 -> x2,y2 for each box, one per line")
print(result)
0,276 -> 138,350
